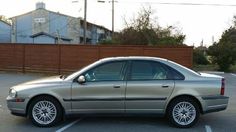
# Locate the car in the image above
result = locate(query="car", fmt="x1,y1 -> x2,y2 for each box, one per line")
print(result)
6,56 -> 229,128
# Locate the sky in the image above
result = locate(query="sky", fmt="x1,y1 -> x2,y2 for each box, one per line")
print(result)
1,0 -> 236,47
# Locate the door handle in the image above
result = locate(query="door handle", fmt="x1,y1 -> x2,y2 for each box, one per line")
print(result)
113,85 -> 121,88
162,85 -> 169,88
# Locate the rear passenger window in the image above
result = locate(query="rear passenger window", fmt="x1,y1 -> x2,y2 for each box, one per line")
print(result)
130,61 -> 169,80
130,60 -> 184,80
167,67 -> 185,80
131,61 -> 153,80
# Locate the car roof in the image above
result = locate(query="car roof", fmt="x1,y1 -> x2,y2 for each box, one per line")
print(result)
99,56 -> 168,62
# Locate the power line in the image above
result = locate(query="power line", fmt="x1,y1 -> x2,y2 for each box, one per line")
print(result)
151,2 -> 236,7
118,1 -> 236,7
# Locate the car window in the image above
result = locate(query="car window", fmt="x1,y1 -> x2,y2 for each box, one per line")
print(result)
131,61 -> 153,80
167,67 -> 185,80
84,61 -> 126,82
130,60 -> 178,80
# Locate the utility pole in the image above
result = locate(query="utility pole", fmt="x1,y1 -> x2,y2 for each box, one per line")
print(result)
111,0 -> 114,36
98,0 -> 116,37
83,0 -> 87,44
72,0 -> 87,44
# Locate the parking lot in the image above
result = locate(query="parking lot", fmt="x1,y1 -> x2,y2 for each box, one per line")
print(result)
0,72 -> 235,132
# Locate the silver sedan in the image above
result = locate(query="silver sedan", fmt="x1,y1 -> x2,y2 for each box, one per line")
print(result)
6,56 -> 229,128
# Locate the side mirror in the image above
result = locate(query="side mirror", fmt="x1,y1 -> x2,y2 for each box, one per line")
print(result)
77,75 -> 86,84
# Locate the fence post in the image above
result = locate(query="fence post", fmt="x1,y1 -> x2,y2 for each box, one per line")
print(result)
22,45 -> 25,73
98,45 -> 101,59
58,45 -> 61,74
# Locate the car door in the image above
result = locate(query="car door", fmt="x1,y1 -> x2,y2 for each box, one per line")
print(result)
71,61 -> 127,114
125,60 -> 175,114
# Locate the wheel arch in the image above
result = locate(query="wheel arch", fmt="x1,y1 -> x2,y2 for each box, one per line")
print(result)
165,94 -> 203,115
26,94 -> 65,118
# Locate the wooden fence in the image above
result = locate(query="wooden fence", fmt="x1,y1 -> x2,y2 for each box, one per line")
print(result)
0,44 -> 193,74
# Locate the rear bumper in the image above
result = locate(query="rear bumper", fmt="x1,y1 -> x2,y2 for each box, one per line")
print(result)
201,95 -> 229,114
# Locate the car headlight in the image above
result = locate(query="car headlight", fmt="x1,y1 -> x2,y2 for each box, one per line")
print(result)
9,89 -> 17,98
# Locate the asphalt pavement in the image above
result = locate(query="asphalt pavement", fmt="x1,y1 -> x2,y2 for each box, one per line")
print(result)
0,72 -> 235,132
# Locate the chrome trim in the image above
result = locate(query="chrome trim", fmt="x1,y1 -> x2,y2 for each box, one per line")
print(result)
208,104 -> 228,108
202,95 -> 229,100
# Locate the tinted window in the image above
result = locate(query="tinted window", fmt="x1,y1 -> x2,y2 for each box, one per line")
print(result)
130,60 -> 184,80
166,66 -> 185,80
131,61 -> 153,80
84,61 -> 126,82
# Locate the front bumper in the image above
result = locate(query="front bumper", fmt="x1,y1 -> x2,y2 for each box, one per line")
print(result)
6,96 -> 28,116
201,95 -> 229,114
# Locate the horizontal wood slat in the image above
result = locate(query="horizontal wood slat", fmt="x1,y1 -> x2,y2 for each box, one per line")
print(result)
0,44 -> 193,74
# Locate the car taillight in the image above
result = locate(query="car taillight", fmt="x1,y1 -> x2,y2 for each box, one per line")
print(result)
221,78 -> 225,95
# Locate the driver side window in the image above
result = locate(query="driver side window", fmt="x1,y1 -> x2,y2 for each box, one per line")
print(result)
84,61 -> 126,82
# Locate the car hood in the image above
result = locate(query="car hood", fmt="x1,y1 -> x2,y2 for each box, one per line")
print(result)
12,76 -> 66,91
22,75 -> 63,85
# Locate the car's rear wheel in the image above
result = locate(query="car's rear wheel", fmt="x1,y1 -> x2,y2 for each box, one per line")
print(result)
28,96 -> 62,127
167,97 -> 200,128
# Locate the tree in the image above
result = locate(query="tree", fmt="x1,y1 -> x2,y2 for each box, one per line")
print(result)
101,7 -> 185,45
193,48 -> 209,65
208,27 -> 236,71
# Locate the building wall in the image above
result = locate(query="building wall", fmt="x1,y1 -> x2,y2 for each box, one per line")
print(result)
67,17 -> 80,44
33,35 -> 55,44
91,26 -> 97,44
49,12 -> 67,37
32,9 -> 49,34
0,21 -> 11,43
12,9 -> 82,44
10,3 -> 110,44
15,13 -> 33,43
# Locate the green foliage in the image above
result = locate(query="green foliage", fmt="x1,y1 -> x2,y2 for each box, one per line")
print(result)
193,49 -> 209,65
101,7 -> 185,45
208,27 -> 236,71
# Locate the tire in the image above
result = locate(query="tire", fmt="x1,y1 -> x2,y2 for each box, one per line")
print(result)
167,97 -> 200,128
28,96 -> 62,127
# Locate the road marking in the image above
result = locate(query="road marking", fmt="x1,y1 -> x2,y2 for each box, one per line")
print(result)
205,125 -> 212,132
231,73 -> 236,77
55,118 -> 83,132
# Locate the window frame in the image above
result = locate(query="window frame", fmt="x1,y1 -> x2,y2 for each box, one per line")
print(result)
127,60 -> 185,81
77,60 -> 128,82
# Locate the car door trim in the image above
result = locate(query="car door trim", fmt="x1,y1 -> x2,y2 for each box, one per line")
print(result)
125,97 -> 167,101
63,98 -> 124,101
63,97 -> 167,102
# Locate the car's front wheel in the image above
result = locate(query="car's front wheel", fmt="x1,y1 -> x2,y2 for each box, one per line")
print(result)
28,96 -> 62,127
167,97 -> 200,128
